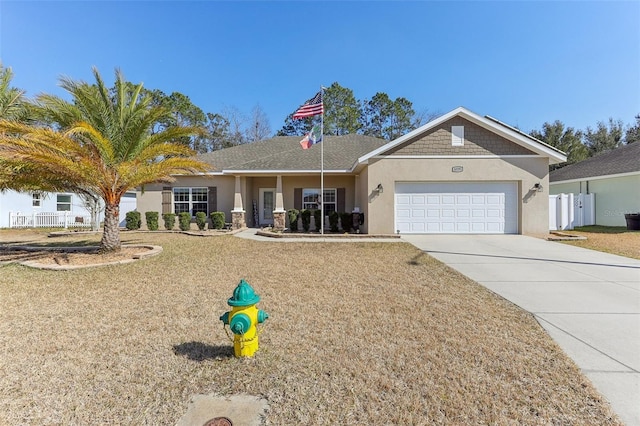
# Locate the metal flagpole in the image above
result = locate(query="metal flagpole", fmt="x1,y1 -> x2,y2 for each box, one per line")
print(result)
320,85 -> 324,235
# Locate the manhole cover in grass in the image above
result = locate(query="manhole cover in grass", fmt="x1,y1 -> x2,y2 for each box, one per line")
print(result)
203,417 -> 232,426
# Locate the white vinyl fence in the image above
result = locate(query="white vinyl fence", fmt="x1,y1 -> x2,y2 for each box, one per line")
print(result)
9,211 -> 92,229
549,193 -> 595,230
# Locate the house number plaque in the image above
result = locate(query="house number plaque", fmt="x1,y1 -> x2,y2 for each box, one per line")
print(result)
452,166 -> 463,173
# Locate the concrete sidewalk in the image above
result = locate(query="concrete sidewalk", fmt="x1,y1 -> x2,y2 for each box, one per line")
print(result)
402,234 -> 640,426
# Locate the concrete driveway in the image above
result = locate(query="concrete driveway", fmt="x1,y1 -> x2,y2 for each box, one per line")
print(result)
402,234 -> 640,426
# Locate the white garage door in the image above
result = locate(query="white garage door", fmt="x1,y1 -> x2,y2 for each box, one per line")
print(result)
395,182 -> 518,234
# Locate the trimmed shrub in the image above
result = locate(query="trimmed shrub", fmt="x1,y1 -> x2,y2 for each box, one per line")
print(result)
313,209 -> 322,231
178,212 -> 192,231
195,211 -> 207,230
145,211 -> 159,231
340,212 -> 352,233
125,211 -> 141,230
329,211 -> 339,232
287,209 -> 299,232
210,211 -> 225,229
300,209 -> 311,232
162,213 -> 176,230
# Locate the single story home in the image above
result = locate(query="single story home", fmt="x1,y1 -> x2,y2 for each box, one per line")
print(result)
136,107 -> 566,235
550,142 -> 640,227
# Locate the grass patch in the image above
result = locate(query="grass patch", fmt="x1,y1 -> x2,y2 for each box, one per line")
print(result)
574,225 -> 631,234
0,231 -> 621,424
559,226 -> 640,260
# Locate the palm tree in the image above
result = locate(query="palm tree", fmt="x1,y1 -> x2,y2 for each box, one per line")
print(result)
0,68 -> 209,252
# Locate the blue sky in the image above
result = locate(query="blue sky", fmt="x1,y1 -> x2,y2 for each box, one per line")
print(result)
1,1 -> 638,134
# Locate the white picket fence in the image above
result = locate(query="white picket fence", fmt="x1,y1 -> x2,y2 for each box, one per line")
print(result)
549,193 -> 595,230
9,211 -> 92,229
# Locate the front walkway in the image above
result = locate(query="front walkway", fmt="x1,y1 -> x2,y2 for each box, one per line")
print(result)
402,234 -> 640,426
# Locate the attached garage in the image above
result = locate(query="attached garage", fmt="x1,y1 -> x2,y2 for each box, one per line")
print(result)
395,182 -> 518,234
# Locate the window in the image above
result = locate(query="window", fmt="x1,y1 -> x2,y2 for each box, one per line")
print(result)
173,187 -> 208,216
303,188 -> 336,216
57,194 -> 72,211
323,189 -> 336,215
452,125 -> 464,146
32,193 -> 42,208
174,188 -> 190,214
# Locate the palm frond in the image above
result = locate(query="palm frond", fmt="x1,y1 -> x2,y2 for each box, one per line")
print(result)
65,121 -> 115,164
35,94 -> 83,128
117,156 -> 210,190
0,64 -> 29,121
130,125 -> 202,158
135,141 -> 198,163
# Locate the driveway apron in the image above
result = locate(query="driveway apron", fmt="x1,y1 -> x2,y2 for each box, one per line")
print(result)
402,234 -> 640,426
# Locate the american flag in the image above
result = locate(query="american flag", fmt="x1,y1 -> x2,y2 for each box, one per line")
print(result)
292,91 -> 323,119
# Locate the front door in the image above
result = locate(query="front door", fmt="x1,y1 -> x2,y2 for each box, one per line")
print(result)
259,188 -> 276,226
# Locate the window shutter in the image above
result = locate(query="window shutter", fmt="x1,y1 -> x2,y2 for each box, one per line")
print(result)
337,188 -> 346,213
294,188 -> 302,210
162,187 -> 172,214
208,187 -> 217,214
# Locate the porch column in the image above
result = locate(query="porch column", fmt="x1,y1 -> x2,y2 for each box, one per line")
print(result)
231,176 -> 246,229
273,174 -> 286,231
353,174 -> 360,212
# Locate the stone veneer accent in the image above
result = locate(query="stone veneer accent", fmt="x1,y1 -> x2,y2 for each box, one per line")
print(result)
231,211 -> 246,229
387,117 -> 536,156
272,211 -> 286,231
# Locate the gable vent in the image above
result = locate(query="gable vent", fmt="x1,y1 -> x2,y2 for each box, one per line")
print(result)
452,126 -> 464,146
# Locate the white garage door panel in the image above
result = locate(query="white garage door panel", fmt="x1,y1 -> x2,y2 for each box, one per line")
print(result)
395,182 -> 518,234
397,195 -> 410,205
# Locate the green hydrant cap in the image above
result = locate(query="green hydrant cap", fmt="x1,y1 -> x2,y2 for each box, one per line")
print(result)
227,279 -> 261,306
230,313 -> 251,335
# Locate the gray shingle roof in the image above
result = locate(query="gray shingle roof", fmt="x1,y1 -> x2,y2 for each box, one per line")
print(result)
484,115 -> 566,157
549,142 -> 640,182
198,134 -> 387,171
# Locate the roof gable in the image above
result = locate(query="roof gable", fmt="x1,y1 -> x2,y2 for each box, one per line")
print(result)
384,116 -> 536,156
550,142 -> 640,182
358,107 -> 567,164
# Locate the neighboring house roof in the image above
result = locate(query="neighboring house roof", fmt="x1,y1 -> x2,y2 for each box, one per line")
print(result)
550,142 -> 640,183
358,106 -> 567,165
198,134 -> 387,173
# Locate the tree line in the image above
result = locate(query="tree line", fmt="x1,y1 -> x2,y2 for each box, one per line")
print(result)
124,81 -> 439,148
2,62 -> 638,166
0,65 -> 435,153
530,116 -> 639,170
277,82 -> 438,141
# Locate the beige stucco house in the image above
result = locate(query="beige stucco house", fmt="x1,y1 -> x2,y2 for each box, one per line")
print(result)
136,107 -> 566,235
550,142 -> 640,227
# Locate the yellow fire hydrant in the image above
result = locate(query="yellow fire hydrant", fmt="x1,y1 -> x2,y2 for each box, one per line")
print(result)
220,279 -> 269,357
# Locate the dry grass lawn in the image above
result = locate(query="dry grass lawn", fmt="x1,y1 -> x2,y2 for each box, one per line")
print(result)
0,230 -> 621,425
558,226 -> 640,260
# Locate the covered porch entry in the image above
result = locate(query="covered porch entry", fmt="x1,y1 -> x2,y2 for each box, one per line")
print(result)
230,174 -> 357,229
